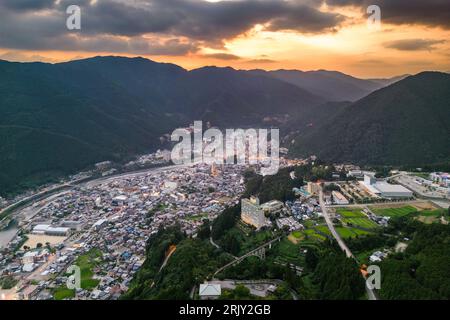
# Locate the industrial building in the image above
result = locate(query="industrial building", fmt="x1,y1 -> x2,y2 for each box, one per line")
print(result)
362,173 -> 413,199
32,224 -> 70,236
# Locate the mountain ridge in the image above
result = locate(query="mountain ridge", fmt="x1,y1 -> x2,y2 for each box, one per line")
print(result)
290,71 -> 450,166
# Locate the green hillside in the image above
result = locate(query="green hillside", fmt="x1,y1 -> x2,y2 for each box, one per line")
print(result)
291,72 -> 450,166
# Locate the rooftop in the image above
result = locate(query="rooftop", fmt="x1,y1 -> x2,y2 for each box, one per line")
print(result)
199,283 -> 221,296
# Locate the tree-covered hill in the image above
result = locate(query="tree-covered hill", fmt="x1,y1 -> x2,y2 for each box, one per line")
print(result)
291,72 -> 450,166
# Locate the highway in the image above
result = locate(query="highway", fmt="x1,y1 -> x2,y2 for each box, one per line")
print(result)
319,190 -> 378,300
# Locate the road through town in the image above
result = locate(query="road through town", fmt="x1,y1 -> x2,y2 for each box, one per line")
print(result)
319,190 -> 378,300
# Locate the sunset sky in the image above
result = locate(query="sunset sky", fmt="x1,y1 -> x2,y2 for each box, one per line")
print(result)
0,0 -> 449,78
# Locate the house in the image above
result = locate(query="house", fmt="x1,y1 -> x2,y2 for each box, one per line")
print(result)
369,251 -> 387,263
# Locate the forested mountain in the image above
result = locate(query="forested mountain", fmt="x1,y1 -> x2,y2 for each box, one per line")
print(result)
290,72 -> 450,166
0,56 -> 325,196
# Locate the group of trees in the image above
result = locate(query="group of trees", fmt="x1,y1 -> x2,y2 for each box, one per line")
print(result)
0,275 -> 18,290
346,233 -> 396,253
312,247 -> 366,300
211,205 -> 241,241
243,167 -> 304,203
379,223 -> 450,299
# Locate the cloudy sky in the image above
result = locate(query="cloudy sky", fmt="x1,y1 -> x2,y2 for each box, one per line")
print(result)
0,0 -> 449,77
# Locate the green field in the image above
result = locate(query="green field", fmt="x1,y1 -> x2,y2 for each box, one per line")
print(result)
336,227 -> 371,239
415,209 -> 446,224
52,248 -> 102,300
336,208 -> 378,229
315,225 -> 332,236
272,238 -> 303,265
343,217 -> 378,229
303,229 -> 327,241
291,230 -> 303,238
75,248 -> 102,290
418,209 -> 445,217
372,205 -> 418,218
53,287 -> 76,300
289,228 -> 327,243
336,209 -> 365,218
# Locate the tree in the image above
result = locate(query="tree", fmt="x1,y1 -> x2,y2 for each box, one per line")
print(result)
197,220 -> 211,240
234,285 -> 250,299
305,248 -> 319,271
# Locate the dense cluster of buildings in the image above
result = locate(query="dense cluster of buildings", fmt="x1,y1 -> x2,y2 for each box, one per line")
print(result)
430,172 -> 450,187
240,187 -> 323,233
1,162 -> 245,300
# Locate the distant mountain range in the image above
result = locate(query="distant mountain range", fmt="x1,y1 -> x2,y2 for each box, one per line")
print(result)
290,72 -> 450,166
249,69 -> 407,102
0,56 -> 446,196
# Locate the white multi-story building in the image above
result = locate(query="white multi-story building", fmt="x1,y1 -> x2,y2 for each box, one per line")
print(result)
241,197 -> 266,230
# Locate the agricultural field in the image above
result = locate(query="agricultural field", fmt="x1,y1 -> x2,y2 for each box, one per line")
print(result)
371,204 -> 446,225
288,228 -> 327,244
303,229 -> 327,242
314,225 -> 332,237
414,209 -> 447,224
336,227 -> 371,239
272,238 -> 304,265
336,208 -> 378,229
371,205 -> 418,218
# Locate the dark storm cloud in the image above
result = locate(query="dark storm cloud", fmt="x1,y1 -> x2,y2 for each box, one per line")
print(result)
66,0 -> 344,40
325,0 -> 450,29
384,39 -> 446,51
0,0 -> 55,11
0,0 -> 345,53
